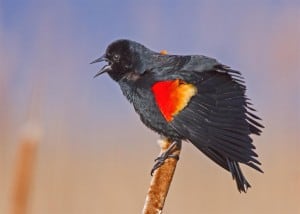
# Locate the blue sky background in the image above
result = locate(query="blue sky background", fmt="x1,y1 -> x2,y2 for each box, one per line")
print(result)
1,0 -> 299,140
0,1 -> 299,213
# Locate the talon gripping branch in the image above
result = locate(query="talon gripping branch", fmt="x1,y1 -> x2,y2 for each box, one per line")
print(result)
91,39 -> 264,192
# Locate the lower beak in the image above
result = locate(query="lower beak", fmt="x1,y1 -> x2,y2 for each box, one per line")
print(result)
90,55 -> 112,78
93,64 -> 112,78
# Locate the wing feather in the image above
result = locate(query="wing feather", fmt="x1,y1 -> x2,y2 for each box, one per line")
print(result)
170,66 -> 263,192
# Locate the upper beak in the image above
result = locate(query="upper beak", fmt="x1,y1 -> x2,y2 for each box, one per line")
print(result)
90,54 -> 112,78
90,54 -> 107,64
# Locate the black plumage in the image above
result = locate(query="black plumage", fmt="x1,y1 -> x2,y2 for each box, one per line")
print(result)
92,39 -> 264,192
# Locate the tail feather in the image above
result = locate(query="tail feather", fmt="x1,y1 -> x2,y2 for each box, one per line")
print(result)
226,158 -> 251,192
199,147 -> 252,193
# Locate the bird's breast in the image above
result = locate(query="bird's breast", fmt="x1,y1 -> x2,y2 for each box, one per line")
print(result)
118,79 -> 181,139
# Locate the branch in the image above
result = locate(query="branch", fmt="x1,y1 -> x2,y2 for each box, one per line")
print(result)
142,138 -> 181,214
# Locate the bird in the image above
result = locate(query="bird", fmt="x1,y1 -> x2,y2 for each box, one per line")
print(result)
91,39 -> 263,193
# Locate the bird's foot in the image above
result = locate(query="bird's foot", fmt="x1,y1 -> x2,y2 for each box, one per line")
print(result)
150,154 -> 179,176
150,141 -> 180,176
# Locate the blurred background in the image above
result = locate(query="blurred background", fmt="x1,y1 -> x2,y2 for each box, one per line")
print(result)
0,0 -> 299,213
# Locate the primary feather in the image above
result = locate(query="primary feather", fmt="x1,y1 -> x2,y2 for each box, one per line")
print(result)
169,66 -> 263,192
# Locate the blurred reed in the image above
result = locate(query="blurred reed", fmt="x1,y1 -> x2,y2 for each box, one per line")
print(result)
10,124 -> 41,214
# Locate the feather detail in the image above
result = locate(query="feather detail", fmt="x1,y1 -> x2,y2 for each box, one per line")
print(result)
152,80 -> 197,122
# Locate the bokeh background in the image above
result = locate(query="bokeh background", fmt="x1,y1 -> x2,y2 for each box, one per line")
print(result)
1,0 -> 299,213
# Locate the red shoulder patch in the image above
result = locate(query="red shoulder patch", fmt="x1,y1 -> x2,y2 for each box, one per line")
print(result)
151,79 -> 197,122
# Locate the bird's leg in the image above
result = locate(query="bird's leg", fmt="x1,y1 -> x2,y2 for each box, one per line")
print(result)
151,140 -> 181,176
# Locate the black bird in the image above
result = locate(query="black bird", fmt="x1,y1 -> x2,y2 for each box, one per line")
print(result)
91,39 -> 263,192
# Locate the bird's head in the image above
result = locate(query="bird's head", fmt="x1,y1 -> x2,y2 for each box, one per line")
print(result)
91,39 -> 154,82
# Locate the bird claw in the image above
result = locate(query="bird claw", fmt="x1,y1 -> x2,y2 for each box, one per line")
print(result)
150,153 -> 179,176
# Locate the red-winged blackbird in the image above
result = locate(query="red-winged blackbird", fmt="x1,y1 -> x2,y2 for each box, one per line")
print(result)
91,39 -> 263,192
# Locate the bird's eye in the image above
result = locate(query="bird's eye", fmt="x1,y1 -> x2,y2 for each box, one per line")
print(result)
113,54 -> 120,62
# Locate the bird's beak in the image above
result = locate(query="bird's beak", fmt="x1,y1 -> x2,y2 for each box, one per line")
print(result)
90,54 -> 112,78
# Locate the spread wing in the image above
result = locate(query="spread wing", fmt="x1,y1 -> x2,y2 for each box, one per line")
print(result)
151,62 -> 263,192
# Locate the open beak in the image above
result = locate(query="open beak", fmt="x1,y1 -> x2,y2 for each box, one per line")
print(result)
90,54 -> 112,78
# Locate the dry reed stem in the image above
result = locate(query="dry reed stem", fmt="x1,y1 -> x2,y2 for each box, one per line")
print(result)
143,138 -> 181,214
10,125 -> 40,214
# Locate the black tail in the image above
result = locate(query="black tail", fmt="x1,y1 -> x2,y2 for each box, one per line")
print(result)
226,158 -> 251,192
199,147 -> 253,193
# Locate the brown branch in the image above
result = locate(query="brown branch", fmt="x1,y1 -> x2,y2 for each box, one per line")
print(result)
142,138 -> 181,214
